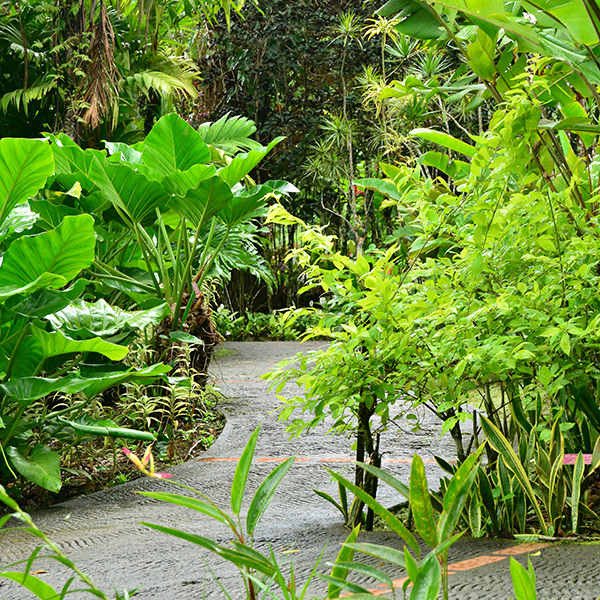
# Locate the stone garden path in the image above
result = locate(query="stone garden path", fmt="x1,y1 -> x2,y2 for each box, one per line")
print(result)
1,342 -> 599,599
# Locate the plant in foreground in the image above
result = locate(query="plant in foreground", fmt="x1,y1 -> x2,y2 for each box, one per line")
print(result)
0,485 -> 132,599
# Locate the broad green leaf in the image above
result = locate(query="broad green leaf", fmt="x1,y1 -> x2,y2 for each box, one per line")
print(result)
342,542 -> 407,568
231,425 -> 260,515
54,416 -> 155,441
104,141 -> 143,164
143,113 -> 211,177
327,468 -> 419,554
0,214 -> 95,297
217,138 -> 283,187
354,178 -> 401,201
377,0 -> 442,39
45,299 -> 169,338
410,551 -> 441,600
0,138 -> 54,227
169,176 -> 233,228
0,572 -> 58,599
437,447 -> 483,542
0,363 -> 170,403
218,185 -> 272,227
411,128 -> 476,158
247,456 -> 295,535
410,455 -> 438,547
162,164 -> 217,196
138,491 -> 233,526
510,556 -> 537,600
12,327 -> 128,378
29,199 -> 79,230
481,417 -> 547,534
90,157 -> 169,224
262,180 -> 300,194
571,452 -> 585,532
328,525 -> 360,598
7,444 -> 61,492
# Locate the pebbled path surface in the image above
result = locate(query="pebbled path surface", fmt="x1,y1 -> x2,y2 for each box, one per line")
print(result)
1,341 -> 600,599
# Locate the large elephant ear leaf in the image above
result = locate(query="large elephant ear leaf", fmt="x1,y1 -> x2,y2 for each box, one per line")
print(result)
0,214 -> 96,300
218,184 -> 273,227
217,137 -> 284,187
0,138 -> 54,227
90,156 -> 170,224
143,113 -> 211,178
169,175 -> 233,228
7,444 -> 61,492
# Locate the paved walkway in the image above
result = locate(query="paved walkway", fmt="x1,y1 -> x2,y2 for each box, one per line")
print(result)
1,342 -> 600,599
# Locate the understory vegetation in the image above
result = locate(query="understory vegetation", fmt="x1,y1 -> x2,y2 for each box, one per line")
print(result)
2,0 -> 600,598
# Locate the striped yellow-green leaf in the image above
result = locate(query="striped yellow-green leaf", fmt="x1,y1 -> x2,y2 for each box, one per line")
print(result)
328,525 -> 360,598
410,455 -> 438,547
481,416 -> 547,534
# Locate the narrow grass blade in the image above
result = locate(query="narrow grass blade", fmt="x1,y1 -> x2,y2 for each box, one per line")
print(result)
327,468 -> 419,554
354,461 -> 409,499
343,543 -> 407,569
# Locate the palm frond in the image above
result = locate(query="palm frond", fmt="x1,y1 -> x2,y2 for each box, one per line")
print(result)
0,76 -> 57,114
197,113 -> 261,155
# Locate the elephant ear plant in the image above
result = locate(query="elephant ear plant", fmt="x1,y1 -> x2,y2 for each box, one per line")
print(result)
0,137 -> 169,495
48,113 -> 285,385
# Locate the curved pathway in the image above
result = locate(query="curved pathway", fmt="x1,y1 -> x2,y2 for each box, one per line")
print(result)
1,342 -> 599,599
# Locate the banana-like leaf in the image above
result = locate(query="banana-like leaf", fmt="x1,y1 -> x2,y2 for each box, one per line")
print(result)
45,299 -> 169,339
354,178 -> 401,201
197,113 -> 262,155
410,455 -> 438,547
0,138 -> 54,227
0,215 -> 95,300
377,0 -> 442,39
53,416 -> 155,441
217,138 -> 283,187
169,176 -> 233,228
90,158 -> 169,224
142,113 -> 211,178
218,185 -> 272,227
231,425 -> 260,515
481,416 -> 548,534
411,128 -> 477,158
328,525 -> 360,599
7,444 -> 61,492
246,456 -> 295,535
